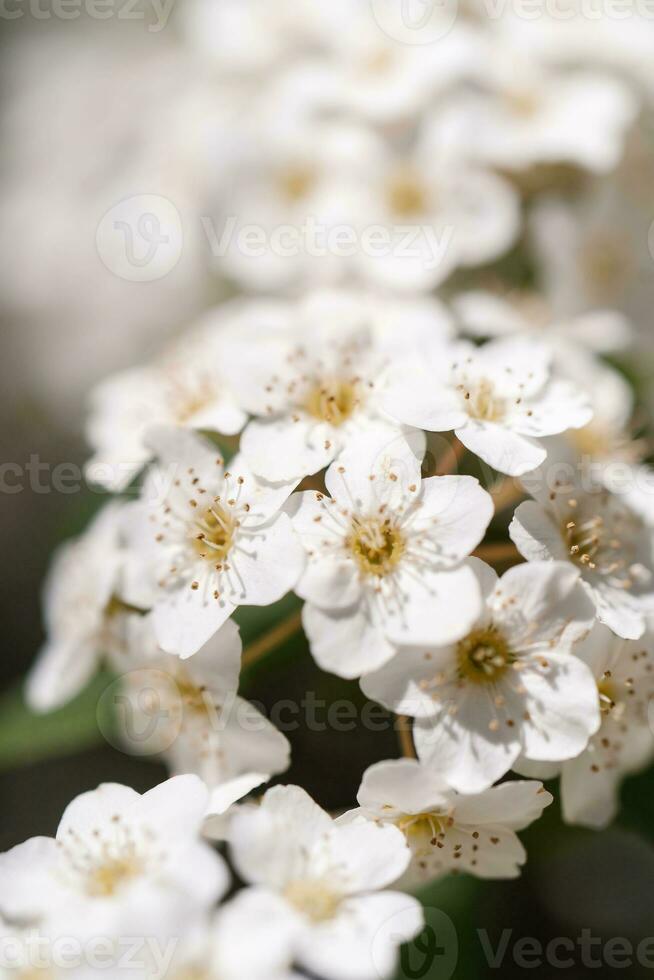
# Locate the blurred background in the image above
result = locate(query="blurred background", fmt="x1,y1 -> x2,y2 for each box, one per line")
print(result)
2,3 -> 654,977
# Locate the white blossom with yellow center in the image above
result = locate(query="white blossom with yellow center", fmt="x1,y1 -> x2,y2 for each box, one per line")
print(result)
435,46 -> 637,175
347,759 -> 552,886
85,319 -> 247,494
511,473 -> 654,640
116,613 -> 289,812
515,621 -> 654,829
290,426 -> 493,679
229,288 -> 454,483
384,336 -> 593,477
0,777 -> 228,939
363,559 -> 600,793
228,785 -> 423,980
120,427 -> 305,659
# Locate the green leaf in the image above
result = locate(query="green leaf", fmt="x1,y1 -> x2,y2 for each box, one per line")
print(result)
0,671 -> 116,771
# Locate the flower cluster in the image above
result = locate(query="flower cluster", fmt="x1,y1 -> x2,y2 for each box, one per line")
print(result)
5,2 -> 654,978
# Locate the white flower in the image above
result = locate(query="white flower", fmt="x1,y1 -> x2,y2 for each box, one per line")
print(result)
349,114 -> 519,292
228,784 -> 423,980
363,559 -> 599,792
383,336 -> 593,477
114,613 -> 290,800
230,288 -> 454,482
155,891 -> 299,980
516,622 -> 654,830
510,473 -> 654,639
121,427 -> 304,658
453,289 -> 633,356
26,503 -> 127,713
290,427 -> 493,678
438,50 -> 637,174
217,119 -> 381,291
347,759 -> 552,885
0,776 -> 228,938
307,8 -> 483,125
529,189 -> 653,328
85,314 -> 247,493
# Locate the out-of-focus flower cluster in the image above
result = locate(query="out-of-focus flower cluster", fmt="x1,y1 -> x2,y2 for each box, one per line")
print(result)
3,1 -> 654,977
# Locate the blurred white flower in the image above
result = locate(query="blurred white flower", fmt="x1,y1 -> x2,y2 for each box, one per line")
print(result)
0,776 -> 228,939
158,890 -> 299,980
27,502 -> 128,713
290,427 -> 492,678
453,289 -> 633,355
85,313 -> 247,493
438,49 -> 638,174
229,784 -> 423,980
347,759 -> 551,885
363,559 -> 598,792
114,613 -> 289,794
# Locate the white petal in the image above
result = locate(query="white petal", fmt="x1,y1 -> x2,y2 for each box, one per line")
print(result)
153,585 -> 235,659
229,785 -> 333,888
411,476 -> 493,563
457,422 -> 546,477
518,653 -> 601,761
388,563 -> 483,647
303,602 -> 399,678
241,417 -> 334,482
327,818 -> 411,892
298,892 -> 423,980
414,686 -> 522,793
356,758 -> 453,817
509,500 -> 570,562
234,514 -> 305,605
455,780 -> 552,830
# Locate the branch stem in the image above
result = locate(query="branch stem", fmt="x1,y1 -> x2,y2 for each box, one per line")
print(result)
241,609 -> 304,670
395,715 -> 417,759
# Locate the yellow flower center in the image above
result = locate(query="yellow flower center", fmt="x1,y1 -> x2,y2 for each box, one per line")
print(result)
192,504 -> 235,562
86,855 -> 143,897
284,880 -> 342,923
457,627 -> 513,684
461,377 -> 506,422
387,169 -> 428,217
175,670 -> 212,718
397,812 -> 448,842
305,379 -> 358,426
597,671 -> 617,716
278,165 -> 315,202
348,518 -> 405,578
